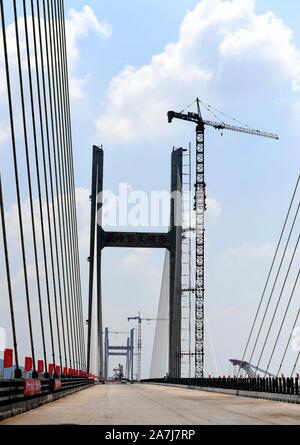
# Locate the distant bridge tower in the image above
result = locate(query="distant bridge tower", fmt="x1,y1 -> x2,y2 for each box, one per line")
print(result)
104,328 -> 134,381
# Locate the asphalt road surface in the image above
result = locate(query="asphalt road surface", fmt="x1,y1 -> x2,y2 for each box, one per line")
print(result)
1,384 -> 300,425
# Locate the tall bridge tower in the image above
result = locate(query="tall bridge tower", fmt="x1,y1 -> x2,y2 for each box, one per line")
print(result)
87,146 -> 183,379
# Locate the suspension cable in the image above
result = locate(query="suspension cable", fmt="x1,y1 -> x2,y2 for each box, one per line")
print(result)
30,0 -> 65,372
52,0 -> 81,370
58,0 -> 86,370
58,0 -> 86,368
247,202 -> 300,365
291,344 -> 300,376
36,0 -> 68,371
42,0 -> 73,370
54,0 -> 82,369
239,174 -> 300,372
277,301 -> 300,377
255,233 -> 300,372
265,267 -> 300,376
60,0 -> 87,367
1,0 -> 85,375
48,0 -> 78,369
12,0 -> 48,370
23,0 -> 56,369
1,0 -> 36,373
0,175 -> 20,375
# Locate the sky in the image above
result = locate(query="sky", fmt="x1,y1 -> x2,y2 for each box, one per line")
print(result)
1,0 -> 300,378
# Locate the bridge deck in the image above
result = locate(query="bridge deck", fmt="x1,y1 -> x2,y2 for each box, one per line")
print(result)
1,384 -> 300,425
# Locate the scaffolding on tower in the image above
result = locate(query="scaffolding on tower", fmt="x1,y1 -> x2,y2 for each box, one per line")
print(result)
181,145 -> 195,378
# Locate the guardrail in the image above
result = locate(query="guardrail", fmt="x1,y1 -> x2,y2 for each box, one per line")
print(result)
142,377 -> 299,396
0,377 -> 95,410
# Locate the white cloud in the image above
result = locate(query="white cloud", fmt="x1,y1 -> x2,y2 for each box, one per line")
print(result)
66,5 -> 112,67
0,6 -> 112,105
221,242 -> 274,259
0,121 -> 9,144
119,249 -> 158,275
65,5 -> 112,99
96,0 -> 300,144
0,326 -> 6,352
0,15 -> 48,81
184,196 -> 222,231
75,187 -> 91,254
69,75 -> 90,101
207,197 -> 222,224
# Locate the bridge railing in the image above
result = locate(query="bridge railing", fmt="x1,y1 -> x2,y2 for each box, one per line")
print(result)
0,377 -> 95,410
142,377 -> 299,396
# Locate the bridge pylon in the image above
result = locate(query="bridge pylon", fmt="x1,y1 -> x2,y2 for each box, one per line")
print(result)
87,146 -> 183,379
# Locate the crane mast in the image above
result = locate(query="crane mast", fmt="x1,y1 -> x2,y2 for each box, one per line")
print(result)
128,314 -> 144,381
195,120 -> 206,378
128,313 -> 168,381
168,99 -> 279,378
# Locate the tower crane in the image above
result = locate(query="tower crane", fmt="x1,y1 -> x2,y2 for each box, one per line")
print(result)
128,312 -> 168,381
168,98 -> 279,378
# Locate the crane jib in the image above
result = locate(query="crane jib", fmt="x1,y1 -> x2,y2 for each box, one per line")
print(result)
167,111 -> 279,140
203,119 -> 279,140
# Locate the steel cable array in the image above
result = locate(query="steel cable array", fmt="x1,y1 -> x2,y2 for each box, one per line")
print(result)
240,175 -> 300,377
0,0 -> 86,377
